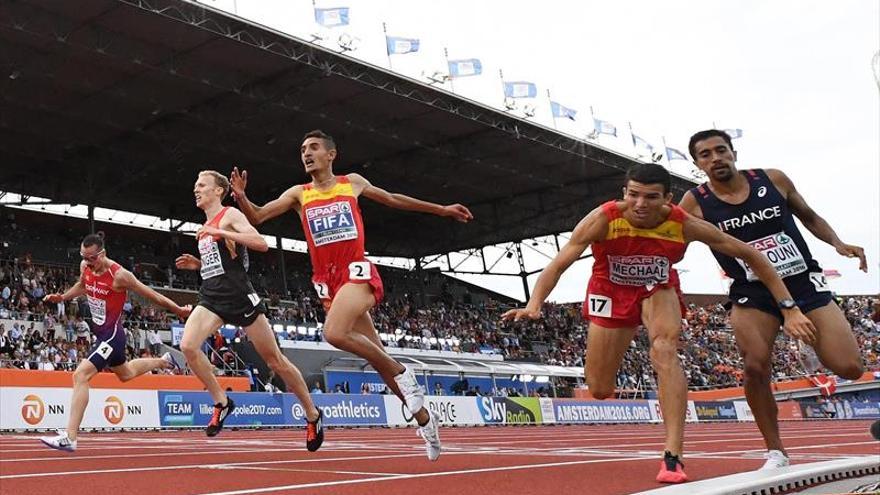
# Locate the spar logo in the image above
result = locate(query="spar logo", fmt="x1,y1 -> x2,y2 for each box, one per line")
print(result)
21,394 -> 45,425
104,396 -> 125,424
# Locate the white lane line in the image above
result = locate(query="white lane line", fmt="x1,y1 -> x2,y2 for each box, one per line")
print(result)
213,466 -> 406,477
0,452 -> 434,479
0,446 -> 414,463
189,455 -> 655,495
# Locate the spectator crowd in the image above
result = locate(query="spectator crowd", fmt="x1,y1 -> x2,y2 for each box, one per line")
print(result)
2,222 -> 878,392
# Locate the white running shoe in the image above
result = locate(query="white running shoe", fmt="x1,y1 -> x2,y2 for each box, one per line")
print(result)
40,430 -> 77,452
393,366 -> 425,415
161,351 -> 180,371
417,411 -> 441,461
760,450 -> 790,469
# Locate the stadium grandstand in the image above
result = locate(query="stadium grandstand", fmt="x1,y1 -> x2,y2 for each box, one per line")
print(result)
1,1 -> 878,494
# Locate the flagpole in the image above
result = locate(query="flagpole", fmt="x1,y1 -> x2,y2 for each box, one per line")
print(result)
628,122 -> 636,156
382,22 -> 393,70
444,47 -> 455,93
662,135 -> 670,168
547,89 -> 557,129
588,106 -> 597,140
499,68 -> 508,110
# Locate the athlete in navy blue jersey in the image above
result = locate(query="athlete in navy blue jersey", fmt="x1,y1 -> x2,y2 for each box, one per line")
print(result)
679,129 -> 865,470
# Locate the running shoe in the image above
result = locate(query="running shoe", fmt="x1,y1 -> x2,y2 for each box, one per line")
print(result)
205,397 -> 235,437
306,408 -> 324,452
417,410 -> 442,461
393,366 -> 425,415
40,430 -> 77,452
161,351 -> 180,371
760,450 -> 790,470
656,451 -> 688,483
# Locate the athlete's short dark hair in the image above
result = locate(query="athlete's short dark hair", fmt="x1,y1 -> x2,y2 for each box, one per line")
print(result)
625,163 -> 671,194
303,129 -> 336,150
688,129 -> 734,159
81,233 -> 104,250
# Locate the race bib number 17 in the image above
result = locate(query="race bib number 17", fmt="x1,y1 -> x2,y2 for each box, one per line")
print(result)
587,294 -> 612,318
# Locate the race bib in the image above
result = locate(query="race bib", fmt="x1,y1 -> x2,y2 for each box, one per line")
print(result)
313,282 -> 329,299
349,261 -> 371,281
587,294 -> 612,318
608,255 -> 671,286
198,236 -> 225,280
87,296 -> 107,326
305,201 -> 359,246
95,340 -> 114,359
738,231 -> 807,281
808,271 -> 830,292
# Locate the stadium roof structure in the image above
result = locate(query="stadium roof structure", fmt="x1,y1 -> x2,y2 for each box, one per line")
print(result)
0,0 -> 697,260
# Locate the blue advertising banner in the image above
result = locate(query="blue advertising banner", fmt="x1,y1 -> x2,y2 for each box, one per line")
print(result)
552,400 -> 653,424
848,401 -> 880,419
285,394 -> 387,426
694,401 -> 738,421
158,391 -> 288,427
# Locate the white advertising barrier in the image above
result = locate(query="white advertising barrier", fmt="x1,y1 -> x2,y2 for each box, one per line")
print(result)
733,400 -> 756,421
384,395 -> 484,426
0,387 -> 159,430
539,398 -> 556,424
648,400 -> 699,423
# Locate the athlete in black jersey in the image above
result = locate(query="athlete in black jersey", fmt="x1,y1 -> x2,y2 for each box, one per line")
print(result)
680,130 -> 865,469
175,171 -> 324,450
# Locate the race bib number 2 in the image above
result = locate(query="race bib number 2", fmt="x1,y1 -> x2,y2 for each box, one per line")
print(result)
587,294 -> 612,318
349,261 -> 371,281
313,282 -> 329,299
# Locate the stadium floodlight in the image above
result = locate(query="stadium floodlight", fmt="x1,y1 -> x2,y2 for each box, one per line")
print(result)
503,97 -> 517,111
522,104 -> 536,118
337,33 -> 360,52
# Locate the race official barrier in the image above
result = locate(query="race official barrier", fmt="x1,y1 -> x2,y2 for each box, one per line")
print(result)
3,387 -> 877,431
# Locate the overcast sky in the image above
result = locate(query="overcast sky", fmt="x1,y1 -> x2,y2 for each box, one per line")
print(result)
200,0 -> 879,301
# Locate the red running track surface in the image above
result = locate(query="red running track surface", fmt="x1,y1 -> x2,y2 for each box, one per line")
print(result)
1,421 -> 877,495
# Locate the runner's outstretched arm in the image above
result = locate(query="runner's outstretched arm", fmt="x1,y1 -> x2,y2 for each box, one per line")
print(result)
348,173 -> 473,222
502,207 -> 607,321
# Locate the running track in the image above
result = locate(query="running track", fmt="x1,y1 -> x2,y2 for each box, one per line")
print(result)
1,421 -> 877,495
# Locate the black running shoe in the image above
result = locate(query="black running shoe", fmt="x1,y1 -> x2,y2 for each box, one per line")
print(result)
306,408 -> 324,452
206,397 -> 235,437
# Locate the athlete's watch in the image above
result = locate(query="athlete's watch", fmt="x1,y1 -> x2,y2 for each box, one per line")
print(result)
778,298 -> 797,310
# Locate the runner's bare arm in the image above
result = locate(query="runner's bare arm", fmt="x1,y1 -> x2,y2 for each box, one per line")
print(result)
348,173 -> 473,222
683,214 -> 817,344
202,207 -> 269,252
767,169 -> 866,272
44,261 -> 87,303
677,190 -> 704,219
230,166 -> 300,225
113,269 -> 192,319
502,207 -> 608,321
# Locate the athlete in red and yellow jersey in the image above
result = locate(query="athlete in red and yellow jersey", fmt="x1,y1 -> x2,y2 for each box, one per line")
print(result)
300,175 -> 384,307
503,163 -> 815,484
230,130 -> 472,461
586,199 -> 688,328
